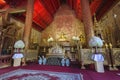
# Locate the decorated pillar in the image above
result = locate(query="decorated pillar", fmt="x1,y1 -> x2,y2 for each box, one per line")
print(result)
80,0 -> 94,45
22,0 -> 34,64
22,0 -> 34,65
108,43 -> 118,70
105,43 -> 113,70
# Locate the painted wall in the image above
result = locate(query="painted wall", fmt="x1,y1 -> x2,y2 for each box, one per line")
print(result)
41,5 -> 85,46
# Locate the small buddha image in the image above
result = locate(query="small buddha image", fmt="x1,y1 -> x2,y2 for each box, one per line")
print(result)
65,50 -> 68,58
117,40 -> 120,48
58,32 -> 67,41
105,43 -> 108,48
109,43 -> 112,48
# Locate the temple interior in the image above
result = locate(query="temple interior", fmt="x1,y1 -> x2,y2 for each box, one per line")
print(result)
0,0 -> 120,76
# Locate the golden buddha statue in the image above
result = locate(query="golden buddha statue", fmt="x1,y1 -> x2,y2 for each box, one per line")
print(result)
58,32 -> 67,41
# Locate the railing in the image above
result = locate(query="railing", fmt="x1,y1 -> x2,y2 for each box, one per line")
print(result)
83,48 -> 120,65
0,55 -> 12,68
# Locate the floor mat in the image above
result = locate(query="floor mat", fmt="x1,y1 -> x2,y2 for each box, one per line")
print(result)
0,69 -> 83,80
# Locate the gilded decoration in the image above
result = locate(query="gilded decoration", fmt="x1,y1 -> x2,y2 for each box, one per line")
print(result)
98,2 -> 120,47
11,18 -> 24,40
29,29 -> 40,49
41,5 -> 85,46
114,51 -> 120,62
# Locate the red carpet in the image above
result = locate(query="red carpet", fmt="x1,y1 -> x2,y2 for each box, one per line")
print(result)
0,64 -> 120,80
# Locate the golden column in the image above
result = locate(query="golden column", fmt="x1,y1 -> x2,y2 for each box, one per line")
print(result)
22,0 -> 34,64
81,0 -> 94,45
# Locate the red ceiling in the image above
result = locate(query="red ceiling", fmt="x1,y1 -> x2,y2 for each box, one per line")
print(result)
0,0 -> 119,31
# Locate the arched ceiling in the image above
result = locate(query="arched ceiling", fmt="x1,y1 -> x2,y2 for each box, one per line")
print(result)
0,0 -> 119,31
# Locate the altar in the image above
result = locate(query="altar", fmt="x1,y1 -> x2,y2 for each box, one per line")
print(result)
46,43 -> 65,65
46,54 -> 65,58
46,43 -> 65,58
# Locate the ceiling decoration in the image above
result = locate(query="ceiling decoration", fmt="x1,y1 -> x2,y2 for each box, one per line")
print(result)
0,0 -> 119,31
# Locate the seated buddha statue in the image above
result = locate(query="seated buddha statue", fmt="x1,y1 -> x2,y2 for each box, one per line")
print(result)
58,32 -> 67,41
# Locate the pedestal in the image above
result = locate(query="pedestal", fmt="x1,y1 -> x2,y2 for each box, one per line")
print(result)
95,61 -> 104,73
13,58 -> 22,67
46,54 -> 64,58
12,53 -> 24,67
92,53 -> 104,73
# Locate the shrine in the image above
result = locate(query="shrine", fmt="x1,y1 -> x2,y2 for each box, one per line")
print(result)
0,0 -> 120,77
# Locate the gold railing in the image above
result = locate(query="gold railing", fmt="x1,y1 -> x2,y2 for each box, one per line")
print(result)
0,55 -> 12,68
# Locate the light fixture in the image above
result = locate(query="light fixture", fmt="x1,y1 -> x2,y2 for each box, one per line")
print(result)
47,37 -> 54,42
114,14 -> 117,18
72,36 -> 80,41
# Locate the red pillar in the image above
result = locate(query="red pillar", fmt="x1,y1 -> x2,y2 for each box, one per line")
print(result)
23,0 -> 34,51
81,0 -> 94,45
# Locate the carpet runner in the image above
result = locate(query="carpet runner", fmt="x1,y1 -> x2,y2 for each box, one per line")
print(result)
0,69 -> 83,80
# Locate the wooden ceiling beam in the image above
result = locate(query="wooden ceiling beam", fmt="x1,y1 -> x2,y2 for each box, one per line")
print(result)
90,0 -> 103,16
96,0 -> 119,20
0,7 -> 26,13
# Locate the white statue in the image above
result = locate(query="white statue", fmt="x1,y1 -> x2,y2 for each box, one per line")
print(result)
61,58 -> 65,66
38,57 -> 42,65
42,56 -> 47,65
49,43 -> 64,54
65,58 -> 70,67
